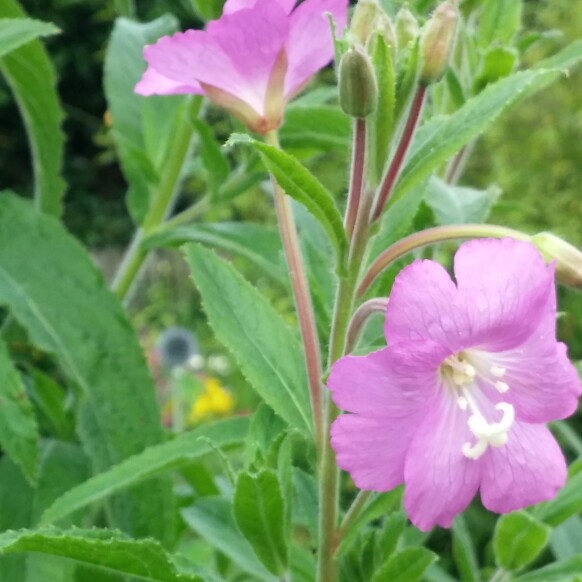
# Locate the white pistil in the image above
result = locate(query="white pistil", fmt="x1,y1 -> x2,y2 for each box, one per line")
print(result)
462,402 -> 515,460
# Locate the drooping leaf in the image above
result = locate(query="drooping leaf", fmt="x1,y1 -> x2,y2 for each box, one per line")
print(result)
234,470 -> 288,575
0,527 -> 202,582
0,193 -> 173,543
0,18 -> 58,57
228,134 -> 348,270
185,244 -> 312,432
0,0 -> 66,216
391,69 -> 560,206
182,498 -> 277,581
372,547 -> 438,582
0,337 -> 39,484
494,511 -> 551,572
41,417 -> 248,527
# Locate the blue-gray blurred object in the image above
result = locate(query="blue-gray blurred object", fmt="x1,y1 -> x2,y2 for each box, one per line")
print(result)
157,327 -> 199,369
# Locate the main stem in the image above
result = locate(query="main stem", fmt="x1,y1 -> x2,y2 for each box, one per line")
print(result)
371,85 -> 427,222
265,131 -> 324,457
111,97 -> 202,301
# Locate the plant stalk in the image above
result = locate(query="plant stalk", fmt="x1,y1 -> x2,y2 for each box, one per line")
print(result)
345,119 -> 367,238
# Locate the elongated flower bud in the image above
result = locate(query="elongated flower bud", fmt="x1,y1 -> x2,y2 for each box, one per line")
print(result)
532,232 -> 582,289
395,7 -> 419,48
419,1 -> 459,84
351,0 -> 381,45
339,46 -> 378,118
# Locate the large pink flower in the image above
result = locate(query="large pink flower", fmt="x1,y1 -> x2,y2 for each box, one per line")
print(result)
328,238 -> 581,531
135,0 -> 347,133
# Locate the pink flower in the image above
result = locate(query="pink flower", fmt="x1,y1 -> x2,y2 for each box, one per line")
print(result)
328,238 -> 581,531
135,0 -> 347,134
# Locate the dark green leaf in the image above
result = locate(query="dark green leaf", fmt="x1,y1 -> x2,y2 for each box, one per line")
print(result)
372,547 -> 438,582
494,511 -> 551,571
478,0 -> 522,46
0,0 -> 66,216
0,18 -> 58,57
234,470 -> 288,575
452,515 -> 480,582
41,417 -> 248,527
185,244 -> 312,432
0,194 -> 173,543
0,337 -> 39,483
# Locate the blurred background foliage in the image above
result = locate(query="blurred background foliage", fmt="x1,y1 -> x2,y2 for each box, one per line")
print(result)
0,0 -> 580,357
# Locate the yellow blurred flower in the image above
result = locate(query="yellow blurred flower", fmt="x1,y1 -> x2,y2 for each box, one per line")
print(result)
190,377 -> 234,422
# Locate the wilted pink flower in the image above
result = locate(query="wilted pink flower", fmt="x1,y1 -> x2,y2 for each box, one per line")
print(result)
328,238 -> 581,531
135,0 -> 347,133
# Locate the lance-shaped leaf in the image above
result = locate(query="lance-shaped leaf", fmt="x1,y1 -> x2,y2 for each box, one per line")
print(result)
186,244 -> 312,432
0,0 -> 65,216
534,40 -> 582,72
0,338 -> 39,484
228,134 -> 348,270
0,193 -> 173,543
0,18 -> 58,57
0,527 -> 202,582
234,470 -> 288,576
41,417 -> 248,526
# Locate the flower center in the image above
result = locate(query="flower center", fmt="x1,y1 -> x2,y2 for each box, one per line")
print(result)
440,352 -> 515,461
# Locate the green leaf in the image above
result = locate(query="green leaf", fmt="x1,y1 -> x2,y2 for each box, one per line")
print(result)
193,119 -> 230,196
377,511 -> 407,562
234,470 -> 288,575
280,105 -> 351,152
478,0 -> 522,47
550,516 -> 582,561
494,511 -> 551,572
229,135 -> 348,270
474,46 -> 518,92
0,527 -> 202,582
424,177 -> 501,225
0,337 -> 39,484
41,417 -> 248,527
514,555 -> 582,582
104,15 -> 184,223
0,194 -> 173,543
372,547 -> 438,582
185,244 -> 312,432
368,32 -> 396,186
182,498 -> 277,581
189,0 -> 225,20
0,1 -> 66,216
0,18 -> 59,57
452,515 -> 480,582
391,69 -> 560,206
143,222 -> 284,282
534,39 -> 582,72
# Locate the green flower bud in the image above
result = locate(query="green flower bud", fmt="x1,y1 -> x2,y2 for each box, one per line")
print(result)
531,232 -> 582,289
395,7 -> 419,49
374,11 -> 398,53
419,1 -> 459,84
339,46 -> 378,118
351,0 -> 382,45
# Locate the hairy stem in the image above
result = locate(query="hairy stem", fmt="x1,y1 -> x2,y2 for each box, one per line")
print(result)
265,131 -> 324,458
345,298 -> 389,354
371,85 -> 427,222
345,119 -> 367,238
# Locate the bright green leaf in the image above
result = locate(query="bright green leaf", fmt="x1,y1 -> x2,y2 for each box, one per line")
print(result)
41,417 -> 248,527
372,547 -> 438,582
478,0 -> 522,47
189,0 -> 225,20
0,18 -> 58,57
0,0 -> 66,216
185,244 -> 312,432
474,46 -> 518,92
0,527 -> 202,582
452,515 -> 480,582
494,511 -> 551,571
234,470 -> 288,575
0,338 -> 39,484
0,193 -> 173,543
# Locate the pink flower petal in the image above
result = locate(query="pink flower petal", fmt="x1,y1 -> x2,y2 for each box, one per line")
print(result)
284,0 -> 348,98
135,66 -> 203,96
385,259 -> 470,353
404,393 -> 481,531
331,413 -> 421,491
480,422 -> 567,513
328,343 -> 446,418
223,0 -> 295,14
454,238 -> 555,351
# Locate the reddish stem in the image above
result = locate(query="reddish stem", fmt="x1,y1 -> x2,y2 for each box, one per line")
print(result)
345,119 -> 367,239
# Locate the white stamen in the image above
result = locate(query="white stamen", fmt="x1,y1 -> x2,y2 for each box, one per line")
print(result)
491,366 -> 506,378
495,381 -> 509,394
457,396 -> 468,410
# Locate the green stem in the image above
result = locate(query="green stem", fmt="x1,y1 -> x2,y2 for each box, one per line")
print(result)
111,96 -> 203,302
337,490 -> 374,542
265,131 -> 325,458
358,223 -> 532,297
